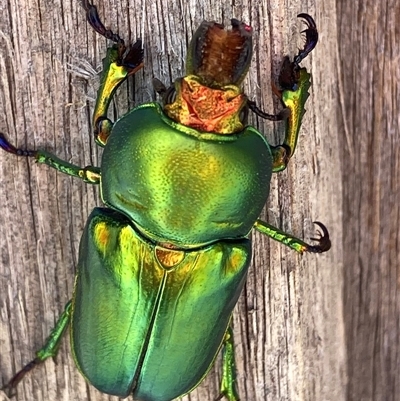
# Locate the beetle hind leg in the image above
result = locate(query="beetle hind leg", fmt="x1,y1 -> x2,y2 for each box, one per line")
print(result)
82,1 -> 144,147
215,326 -> 239,401
1,302 -> 72,395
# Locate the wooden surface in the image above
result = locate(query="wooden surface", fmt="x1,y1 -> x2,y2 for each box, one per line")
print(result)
337,1 -> 400,399
0,0 -> 397,401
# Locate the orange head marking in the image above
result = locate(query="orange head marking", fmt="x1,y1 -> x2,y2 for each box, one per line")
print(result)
164,76 -> 246,133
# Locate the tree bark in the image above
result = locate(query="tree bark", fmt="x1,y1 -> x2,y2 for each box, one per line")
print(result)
0,0 -> 397,401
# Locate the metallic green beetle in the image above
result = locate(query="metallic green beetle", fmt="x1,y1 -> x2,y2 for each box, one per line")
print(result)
0,2 -> 330,400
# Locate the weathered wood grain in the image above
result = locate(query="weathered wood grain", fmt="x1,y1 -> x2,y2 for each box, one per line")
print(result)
0,0 -> 396,400
337,1 -> 400,400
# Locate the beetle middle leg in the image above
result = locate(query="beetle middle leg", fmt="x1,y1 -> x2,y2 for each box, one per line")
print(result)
1,302 -> 72,394
0,133 -> 101,184
254,220 -> 331,253
82,1 -> 144,146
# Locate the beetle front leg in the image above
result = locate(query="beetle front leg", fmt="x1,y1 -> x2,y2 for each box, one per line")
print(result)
270,67 -> 312,172
82,1 -> 144,146
2,302 -> 72,394
215,326 -> 239,401
271,14 -> 318,172
254,220 -> 331,253
0,133 -> 100,184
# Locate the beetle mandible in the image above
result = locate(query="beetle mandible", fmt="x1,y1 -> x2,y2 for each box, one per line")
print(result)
0,2 -> 330,400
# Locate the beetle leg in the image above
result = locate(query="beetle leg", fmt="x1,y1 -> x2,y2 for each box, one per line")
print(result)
0,133 -> 101,184
215,325 -> 239,401
82,1 -> 144,147
1,301 -> 72,394
268,14 -> 318,172
270,67 -> 312,172
254,220 -> 331,253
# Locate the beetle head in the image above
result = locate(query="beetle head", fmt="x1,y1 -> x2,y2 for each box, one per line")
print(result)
163,19 -> 253,134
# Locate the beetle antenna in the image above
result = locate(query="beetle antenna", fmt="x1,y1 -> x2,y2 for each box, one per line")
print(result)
247,100 -> 289,121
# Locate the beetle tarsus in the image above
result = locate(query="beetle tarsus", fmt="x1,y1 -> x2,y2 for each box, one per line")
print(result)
0,132 -> 37,157
1,357 -> 41,395
82,1 -> 143,71
294,14 -> 318,67
82,0 -> 124,45
306,221 -> 331,253
278,14 -> 318,91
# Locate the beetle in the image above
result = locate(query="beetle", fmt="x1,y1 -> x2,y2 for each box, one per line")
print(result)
0,1 -> 330,400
